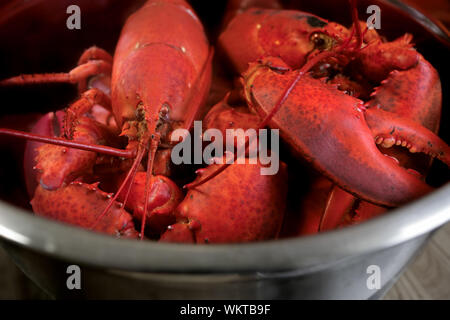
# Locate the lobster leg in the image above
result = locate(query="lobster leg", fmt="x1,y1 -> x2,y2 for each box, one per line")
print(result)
63,88 -> 112,138
78,46 -> 114,65
0,45 -> 113,91
0,60 -> 112,86
77,47 -> 114,93
0,46 -> 112,89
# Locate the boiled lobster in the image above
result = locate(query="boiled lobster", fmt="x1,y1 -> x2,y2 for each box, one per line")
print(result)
1,0 -> 213,239
192,0 -> 449,235
161,157 -> 288,243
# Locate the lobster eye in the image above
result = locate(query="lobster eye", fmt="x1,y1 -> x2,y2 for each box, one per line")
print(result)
310,33 -> 334,50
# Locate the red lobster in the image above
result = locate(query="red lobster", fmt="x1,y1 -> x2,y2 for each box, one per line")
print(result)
161,157 -> 288,243
0,0 -> 213,239
192,0 -> 450,235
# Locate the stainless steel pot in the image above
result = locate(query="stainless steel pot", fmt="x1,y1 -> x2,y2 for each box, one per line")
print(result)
0,0 -> 448,299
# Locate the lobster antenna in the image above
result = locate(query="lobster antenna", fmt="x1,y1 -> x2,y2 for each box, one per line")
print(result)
349,0 -> 363,49
184,157 -> 233,189
185,123 -> 256,189
140,138 -> 160,240
0,128 -> 136,158
90,146 -> 145,230
119,161 -> 141,216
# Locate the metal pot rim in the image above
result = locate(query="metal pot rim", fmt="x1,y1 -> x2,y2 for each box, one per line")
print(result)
0,183 -> 448,273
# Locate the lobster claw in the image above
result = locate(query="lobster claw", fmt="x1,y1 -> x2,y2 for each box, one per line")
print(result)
242,60 -> 448,207
161,157 -> 288,243
24,111 -> 65,197
116,172 -> 183,234
34,116 -> 117,191
31,182 -> 139,238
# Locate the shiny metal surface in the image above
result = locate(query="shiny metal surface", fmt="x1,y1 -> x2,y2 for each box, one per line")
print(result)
0,184 -> 449,274
383,0 -> 450,43
0,232 -> 432,299
0,0 -> 448,299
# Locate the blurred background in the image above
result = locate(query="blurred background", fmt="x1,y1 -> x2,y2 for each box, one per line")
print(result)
403,0 -> 450,29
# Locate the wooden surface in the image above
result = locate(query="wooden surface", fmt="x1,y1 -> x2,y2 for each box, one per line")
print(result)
383,222 -> 450,300
0,246 -> 48,299
0,222 -> 449,299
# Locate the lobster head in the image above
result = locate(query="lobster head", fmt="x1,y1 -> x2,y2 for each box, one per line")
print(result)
219,8 -> 351,73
